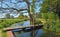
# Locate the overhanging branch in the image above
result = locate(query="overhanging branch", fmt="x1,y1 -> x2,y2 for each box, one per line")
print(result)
0,7 -> 28,11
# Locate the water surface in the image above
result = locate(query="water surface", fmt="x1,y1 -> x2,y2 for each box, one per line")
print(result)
10,20 -> 60,37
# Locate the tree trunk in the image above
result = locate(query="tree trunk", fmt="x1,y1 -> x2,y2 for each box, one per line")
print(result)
25,0 -> 36,37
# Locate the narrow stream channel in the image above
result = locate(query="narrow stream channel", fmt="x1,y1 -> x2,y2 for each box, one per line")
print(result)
10,20 -> 60,37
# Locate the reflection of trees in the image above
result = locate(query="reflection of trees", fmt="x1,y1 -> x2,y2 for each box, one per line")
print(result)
40,31 -> 57,37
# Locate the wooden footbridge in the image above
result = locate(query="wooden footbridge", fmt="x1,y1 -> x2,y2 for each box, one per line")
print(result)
4,24 -> 43,31
3,24 -> 43,37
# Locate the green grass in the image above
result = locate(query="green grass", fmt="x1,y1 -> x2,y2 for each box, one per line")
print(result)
2,31 -> 7,37
41,18 -> 60,32
0,19 -> 28,37
0,19 -> 27,29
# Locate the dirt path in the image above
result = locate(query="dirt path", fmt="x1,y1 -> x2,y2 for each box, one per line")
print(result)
0,30 -> 2,37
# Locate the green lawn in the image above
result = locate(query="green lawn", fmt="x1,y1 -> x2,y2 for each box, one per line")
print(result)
2,31 -> 7,37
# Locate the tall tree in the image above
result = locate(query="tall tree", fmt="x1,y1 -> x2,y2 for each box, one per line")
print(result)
41,0 -> 60,18
40,0 -> 60,31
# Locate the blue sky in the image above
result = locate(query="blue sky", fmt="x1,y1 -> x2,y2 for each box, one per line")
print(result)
0,0 -> 43,18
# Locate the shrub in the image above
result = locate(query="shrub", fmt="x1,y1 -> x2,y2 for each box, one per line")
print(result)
34,20 -> 42,25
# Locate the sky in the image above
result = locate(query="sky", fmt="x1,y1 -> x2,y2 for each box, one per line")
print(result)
0,0 -> 43,18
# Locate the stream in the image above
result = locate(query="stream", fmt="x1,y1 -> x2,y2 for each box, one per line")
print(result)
10,20 -> 60,37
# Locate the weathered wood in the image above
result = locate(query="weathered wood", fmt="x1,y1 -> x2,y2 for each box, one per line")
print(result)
4,24 -> 43,31
7,31 -> 14,37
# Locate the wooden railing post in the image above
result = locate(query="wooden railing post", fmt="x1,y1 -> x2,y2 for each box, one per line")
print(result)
7,31 -> 14,37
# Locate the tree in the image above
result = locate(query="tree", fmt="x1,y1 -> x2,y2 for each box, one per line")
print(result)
40,0 -> 60,31
0,0 -> 28,19
5,13 -> 10,19
10,15 -> 14,19
18,15 -> 24,19
41,0 -> 60,18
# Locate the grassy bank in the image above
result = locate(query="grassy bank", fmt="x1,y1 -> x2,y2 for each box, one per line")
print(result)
2,31 -> 7,37
36,18 -> 60,32
43,28 -> 60,35
0,19 -> 27,29
40,29 -> 60,37
0,19 -> 28,37
43,19 -> 60,32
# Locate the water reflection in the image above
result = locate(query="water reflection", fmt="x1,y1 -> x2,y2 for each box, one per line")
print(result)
13,29 -> 44,37
13,29 -> 60,37
36,29 -> 44,37
22,20 -> 30,26
10,20 -> 60,37
40,30 -> 60,37
11,20 -> 44,37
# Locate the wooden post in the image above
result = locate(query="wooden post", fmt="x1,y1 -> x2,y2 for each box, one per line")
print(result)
7,31 -> 14,37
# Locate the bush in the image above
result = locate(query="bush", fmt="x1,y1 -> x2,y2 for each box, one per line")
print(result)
0,19 -> 23,28
34,20 -> 42,24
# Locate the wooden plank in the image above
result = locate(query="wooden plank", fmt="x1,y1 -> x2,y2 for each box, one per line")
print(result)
4,25 -> 43,31
7,31 -> 14,37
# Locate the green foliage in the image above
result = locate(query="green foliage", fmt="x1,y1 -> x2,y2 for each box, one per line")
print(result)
2,31 -> 7,37
34,19 -> 42,25
5,13 -> 10,19
41,13 -> 48,19
41,0 -> 60,32
41,0 -> 60,18
48,12 -> 55,19
18,16 -> 24,19
0,19 -> 24,29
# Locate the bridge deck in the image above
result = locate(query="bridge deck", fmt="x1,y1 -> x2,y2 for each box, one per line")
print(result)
4,24 -> 43,31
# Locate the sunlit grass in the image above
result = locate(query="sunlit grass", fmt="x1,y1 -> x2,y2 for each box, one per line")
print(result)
2,31 -> 7,37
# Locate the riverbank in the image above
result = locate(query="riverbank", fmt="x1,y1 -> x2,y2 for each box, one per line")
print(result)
0,19 -> 28,37
38,18 -> 60,35
0,19 -> 27,29
43,28 -> 60,35
0,29 -> 7,37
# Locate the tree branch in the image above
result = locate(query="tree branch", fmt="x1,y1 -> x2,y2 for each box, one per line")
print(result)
0,7 -> 28,11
